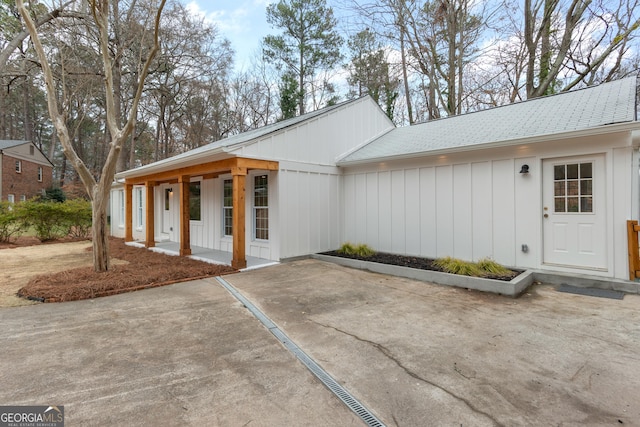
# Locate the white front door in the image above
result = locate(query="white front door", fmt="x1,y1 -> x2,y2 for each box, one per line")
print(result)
542,155 -> 607,270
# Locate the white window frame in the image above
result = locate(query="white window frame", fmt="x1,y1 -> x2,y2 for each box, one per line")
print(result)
118,190 -> 125,227
15,160 -> 21,173
136,187 -> 144,229
20,195 -> 26,202
7,194 -> 15,204
37,166 -> 43,182
253,174 -> 269,241
223,179 -> 233,237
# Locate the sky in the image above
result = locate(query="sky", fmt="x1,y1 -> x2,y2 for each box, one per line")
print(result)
186,0 -> 274,71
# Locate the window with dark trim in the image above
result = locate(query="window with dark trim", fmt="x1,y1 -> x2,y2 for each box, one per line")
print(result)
189,182 -> 201,221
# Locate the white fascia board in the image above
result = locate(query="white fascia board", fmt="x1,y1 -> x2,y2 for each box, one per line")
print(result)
338,122 -> 640,166
115,146 -> 229,179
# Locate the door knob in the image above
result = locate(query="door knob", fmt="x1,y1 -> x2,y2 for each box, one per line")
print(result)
543,213 -> 549,218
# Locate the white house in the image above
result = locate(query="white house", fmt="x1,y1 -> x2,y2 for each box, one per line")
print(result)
110,96 -> 394,268
111,77 -> 640,281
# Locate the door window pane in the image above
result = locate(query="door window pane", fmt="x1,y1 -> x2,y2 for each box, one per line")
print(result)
554,165 -> 565,180
554,182 -> 565,196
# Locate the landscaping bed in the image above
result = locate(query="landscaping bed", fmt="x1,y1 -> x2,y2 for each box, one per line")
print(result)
15,238 -> 236,303
316,250 -> 533,297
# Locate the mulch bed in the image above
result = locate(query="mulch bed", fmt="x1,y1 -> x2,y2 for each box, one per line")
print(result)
321,251 -> 520,281
17,238 -> 236,303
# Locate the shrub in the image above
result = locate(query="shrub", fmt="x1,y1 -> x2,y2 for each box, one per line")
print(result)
337,242 -> 376,257
0,201 -> 26,243
62,198 -> 92,238
41,187 -> 66,203
14,200 -> 69,241
433,257 -> 483,277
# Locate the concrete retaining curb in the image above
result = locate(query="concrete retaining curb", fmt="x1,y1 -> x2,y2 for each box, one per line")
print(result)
311,254 -> 534,297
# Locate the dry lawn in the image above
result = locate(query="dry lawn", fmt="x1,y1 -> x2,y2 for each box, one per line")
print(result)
0,238 -> 236,307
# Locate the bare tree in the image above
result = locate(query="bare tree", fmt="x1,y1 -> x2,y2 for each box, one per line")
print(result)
17,0 -> 166,271
523,0 -> 640,97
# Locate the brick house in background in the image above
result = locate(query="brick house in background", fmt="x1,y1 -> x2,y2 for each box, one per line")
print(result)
0,140 -> 53,202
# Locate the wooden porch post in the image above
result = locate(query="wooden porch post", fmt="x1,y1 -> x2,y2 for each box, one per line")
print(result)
124,184 -> 133,242
179,175 -> 192,256
145,181 -> 156,248
232,167 -> 247,269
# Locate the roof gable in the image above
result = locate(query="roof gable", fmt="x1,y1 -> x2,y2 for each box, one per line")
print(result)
118,96 -> 393,178
0,140 -> 29,150
339,77 -> 638,164
0,140 -> 53,166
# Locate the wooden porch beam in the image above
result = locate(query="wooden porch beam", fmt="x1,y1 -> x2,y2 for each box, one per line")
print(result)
124,184 -> 133,242
145,181 -> 156,248
123,157 -> 279,185
231,167 -> 247,269
178,175 -> 192,256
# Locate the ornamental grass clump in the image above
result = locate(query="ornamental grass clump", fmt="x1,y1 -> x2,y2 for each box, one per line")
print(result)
433,257 -> 483,276
476,257 -> 512,276
337,242 -> 376,257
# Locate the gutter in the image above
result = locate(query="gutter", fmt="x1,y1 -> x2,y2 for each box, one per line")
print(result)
337,121 -> 640,167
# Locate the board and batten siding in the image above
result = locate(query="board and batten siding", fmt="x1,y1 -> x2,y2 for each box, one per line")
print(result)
232,97 -> 394,166
278,162 -> 342,259
188,170 -> 278,261
342,130 -> 636,278
343,158 -> 534,268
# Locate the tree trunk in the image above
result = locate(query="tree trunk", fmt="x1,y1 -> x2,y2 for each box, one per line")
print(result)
91,194 -> 110,271
399,29 -> 413,124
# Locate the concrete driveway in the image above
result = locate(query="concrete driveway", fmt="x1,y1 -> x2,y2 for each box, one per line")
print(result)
1,259 -> 639,426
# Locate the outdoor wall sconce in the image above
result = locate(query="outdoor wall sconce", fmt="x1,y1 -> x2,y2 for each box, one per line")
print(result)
519,164 -> 530,174
168,188 -> 173,193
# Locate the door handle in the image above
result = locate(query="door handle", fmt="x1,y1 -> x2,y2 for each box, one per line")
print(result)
543,213 -> 549,218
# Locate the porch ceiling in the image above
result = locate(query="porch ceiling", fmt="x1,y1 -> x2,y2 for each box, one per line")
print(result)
123,157 -> 279,185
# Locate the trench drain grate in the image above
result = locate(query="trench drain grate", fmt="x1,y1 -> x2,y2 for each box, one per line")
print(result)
215,276 -> 386,427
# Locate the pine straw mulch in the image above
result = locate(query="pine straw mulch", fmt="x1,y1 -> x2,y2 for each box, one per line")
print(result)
17,237 -> 237,303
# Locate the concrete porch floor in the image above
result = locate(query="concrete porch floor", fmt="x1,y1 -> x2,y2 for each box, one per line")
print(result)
126,241 -> 278,271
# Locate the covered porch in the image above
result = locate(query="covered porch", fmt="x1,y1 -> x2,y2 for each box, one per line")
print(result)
125,240 -> 278,270
123,156 -> 279,269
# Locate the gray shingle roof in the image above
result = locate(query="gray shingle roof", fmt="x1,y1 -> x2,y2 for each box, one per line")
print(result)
0,140 -> 29,150
339,77 -> 638,164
